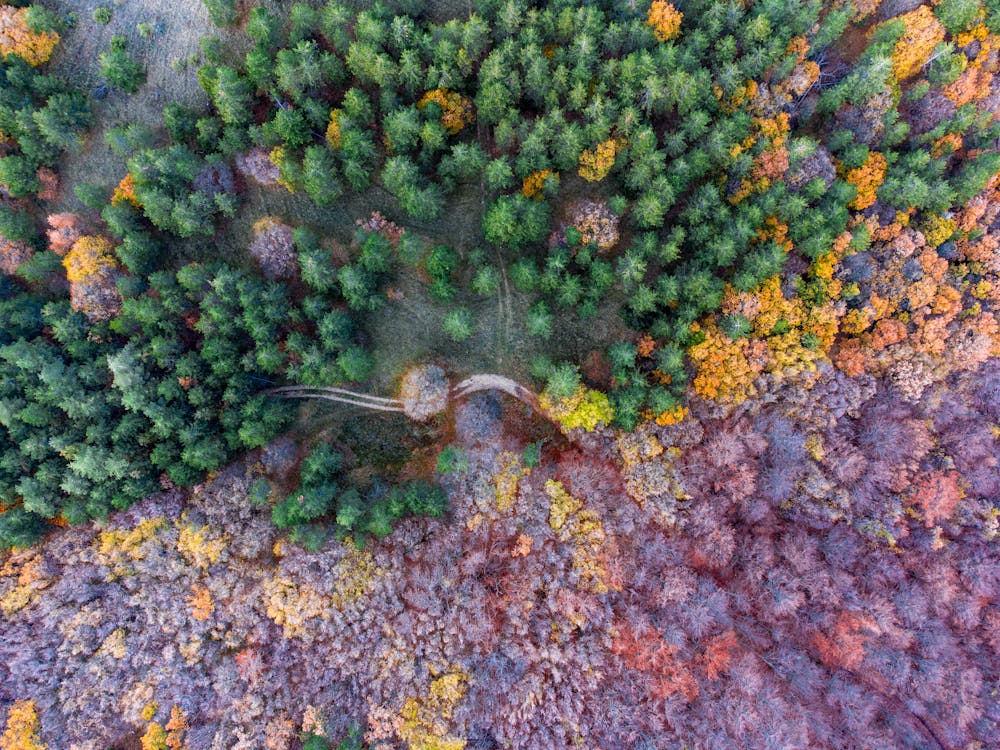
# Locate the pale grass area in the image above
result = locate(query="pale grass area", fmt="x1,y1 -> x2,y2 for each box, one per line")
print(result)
45,0 -> 217,217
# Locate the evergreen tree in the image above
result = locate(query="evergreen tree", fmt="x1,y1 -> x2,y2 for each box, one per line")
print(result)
99,36 -> 146,93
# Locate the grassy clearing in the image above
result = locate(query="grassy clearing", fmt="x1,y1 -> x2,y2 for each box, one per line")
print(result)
45,0 -> 215,215
42,0 -> 626,401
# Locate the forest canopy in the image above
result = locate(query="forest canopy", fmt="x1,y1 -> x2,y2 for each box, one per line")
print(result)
0,0 -> 999,748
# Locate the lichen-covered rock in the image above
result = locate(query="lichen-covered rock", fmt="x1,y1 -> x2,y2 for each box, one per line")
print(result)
234,148 -> 281,187
249,218 -> 297,281
553,199 -> 620,253
400,365 -> 450,421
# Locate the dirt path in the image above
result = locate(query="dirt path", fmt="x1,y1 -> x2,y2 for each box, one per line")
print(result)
272,372 -> 543,419
452,373 -> 539,410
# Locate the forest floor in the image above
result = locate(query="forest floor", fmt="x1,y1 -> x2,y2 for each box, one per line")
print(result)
41,0 -> 630,415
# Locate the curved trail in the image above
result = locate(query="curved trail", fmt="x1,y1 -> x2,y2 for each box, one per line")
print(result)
269,373 -> 541,418
451,374 -> 539,410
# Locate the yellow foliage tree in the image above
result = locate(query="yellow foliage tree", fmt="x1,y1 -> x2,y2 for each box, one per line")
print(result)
0,700 -> 45,750
263,576 -> 329,638
62,235 -> 118,285
325,109 -> 342,149
538,386 -> 614,432
493,451 -> 529,512
0,555 -> 51,616
544,480 -> 613,593
138,706 -> 187,750
176,518 -> 226,569
922,215 -> 957,247
578,138 -> 621,182
646,0 -> 683,42
690,264 -> 846,404
330,542 -> 385,608
889,6 -> 946,81
397,669 -> 469,750
140,722 -> 168,750
62,235 -> 123,321
0,6 -> 59,66
95,517 -> 166,577
264,542 -> 384,637
546,479 -> 583,533
268,147 -> 297,193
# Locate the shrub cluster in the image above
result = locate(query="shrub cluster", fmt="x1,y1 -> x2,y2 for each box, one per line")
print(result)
268,443 -> 448,550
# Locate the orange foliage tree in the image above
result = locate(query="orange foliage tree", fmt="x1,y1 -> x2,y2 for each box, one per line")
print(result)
0,237 -> 34,276
829,174 -> 1000,387
35,167 -> 57,201
689,264 -> 844,405
888,6 -> 946,81
813,611 -> 876,671
907,470 -> 964,528
187,583 -> 214,621
687,322 -> 759,404
845,151 -> 887,210
611,616 -> 699,701
45,213 -> 84,256
730,111 -> 790,202
521,169 -> 556,198
701,630 -> 739,680
111,174 -> 140,207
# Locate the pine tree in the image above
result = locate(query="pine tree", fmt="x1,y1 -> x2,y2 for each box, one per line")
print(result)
302,146 -> 343,206
99,36 -> 146,93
